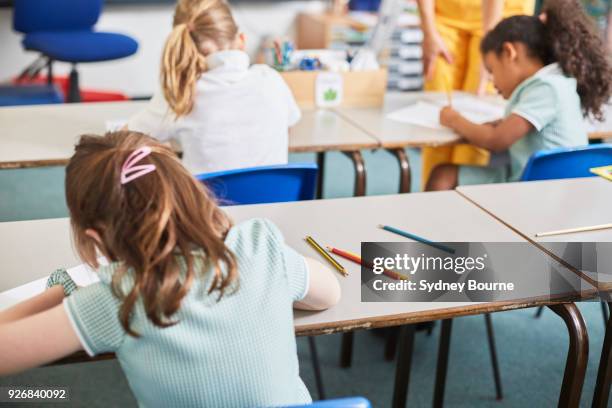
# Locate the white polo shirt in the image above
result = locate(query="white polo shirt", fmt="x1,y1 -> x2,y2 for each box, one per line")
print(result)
128,50 -> 301,175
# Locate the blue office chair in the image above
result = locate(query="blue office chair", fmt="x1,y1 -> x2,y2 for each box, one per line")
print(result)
196,163 -> 318,206
196,163 -> 324,398
521,144 -> 612,181
13,0 -> 138,102
0,83 -> 63,106
284,397 -> 371,408
523,144 -> 612,324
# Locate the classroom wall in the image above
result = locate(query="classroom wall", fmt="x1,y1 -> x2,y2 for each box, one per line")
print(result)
0,1 -> 326,96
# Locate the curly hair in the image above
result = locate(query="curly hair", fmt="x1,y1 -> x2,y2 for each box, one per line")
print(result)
481,0 -> 612,120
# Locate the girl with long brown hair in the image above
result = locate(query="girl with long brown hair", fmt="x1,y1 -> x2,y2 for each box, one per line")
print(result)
426,0 -> 612,190
128,0 -> 301,175
0,131 -> 340,407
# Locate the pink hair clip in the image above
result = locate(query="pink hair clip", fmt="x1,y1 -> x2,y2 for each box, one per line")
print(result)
120,146 -> 157,185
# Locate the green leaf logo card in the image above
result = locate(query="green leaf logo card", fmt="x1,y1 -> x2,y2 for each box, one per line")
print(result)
316,72 -> 343,107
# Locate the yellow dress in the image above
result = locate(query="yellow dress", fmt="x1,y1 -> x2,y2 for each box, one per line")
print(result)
420,0 -> 535,188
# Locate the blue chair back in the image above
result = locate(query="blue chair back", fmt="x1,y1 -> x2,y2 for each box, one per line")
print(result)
520,144 -> 612,181
196,163 -> 318,206
13,0 -> 102,33
285,397 -> 372,408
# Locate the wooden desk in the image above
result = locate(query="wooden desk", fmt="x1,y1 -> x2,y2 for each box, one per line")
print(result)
333,92 -> 500,194
456,177 -> 612,407
335,92 -> 611,146
334,92 -> 611,193
0,191 -> 593,407
3,93 -> 608,196
456,178 -> 612,288
0,102 -> 379,196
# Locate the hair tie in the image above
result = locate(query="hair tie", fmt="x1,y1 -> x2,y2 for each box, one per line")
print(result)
120,147 -> 157,185
186,22 -> 195,33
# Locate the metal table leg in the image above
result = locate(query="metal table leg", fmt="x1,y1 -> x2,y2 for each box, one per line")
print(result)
339,331 -> 354,368
593,301 -> 612,408
308,337 -> 325,400
388,148 -> 411,193
316,152 -> 325,199
433,319 -> 453,408
342,151 -> 366,196
548,303 -> 589,408
485,313 -> 503,400
392,325 -> 416,408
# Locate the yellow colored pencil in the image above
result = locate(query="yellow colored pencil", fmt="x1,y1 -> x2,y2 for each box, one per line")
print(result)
305,236 -> 347,276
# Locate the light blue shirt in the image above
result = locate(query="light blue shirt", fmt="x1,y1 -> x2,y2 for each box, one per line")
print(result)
63,219 -> 311,408
459,63 -> 588,184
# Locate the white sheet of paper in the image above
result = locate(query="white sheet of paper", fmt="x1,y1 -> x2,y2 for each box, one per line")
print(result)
0,264 -> 101,311
387,95 -> 505,130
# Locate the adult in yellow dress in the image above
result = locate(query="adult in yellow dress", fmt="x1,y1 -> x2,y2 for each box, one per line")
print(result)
417,0 -> 535,189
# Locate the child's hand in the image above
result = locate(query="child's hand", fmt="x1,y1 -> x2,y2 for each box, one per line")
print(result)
440,106 -> 461,128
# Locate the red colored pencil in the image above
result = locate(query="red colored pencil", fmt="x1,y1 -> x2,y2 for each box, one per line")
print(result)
326,246 -> 408,281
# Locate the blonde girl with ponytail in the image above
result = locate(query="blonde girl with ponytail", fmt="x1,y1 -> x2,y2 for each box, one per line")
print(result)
128,0 -> 301,175
0,131 -> 340,407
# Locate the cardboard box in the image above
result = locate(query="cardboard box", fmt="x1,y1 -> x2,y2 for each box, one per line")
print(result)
281,69 -> 387,108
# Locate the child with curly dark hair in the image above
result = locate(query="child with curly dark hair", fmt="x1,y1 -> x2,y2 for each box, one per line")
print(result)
427,0 -> 612,190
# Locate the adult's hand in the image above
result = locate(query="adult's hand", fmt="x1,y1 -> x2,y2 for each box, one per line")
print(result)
422,29 -> 454,80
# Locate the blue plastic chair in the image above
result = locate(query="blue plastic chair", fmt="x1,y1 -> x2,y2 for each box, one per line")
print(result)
0,84 -> 63,106
349,0 -> 382,11
520,144 -> 612,181
13,0 -> 138,102
196,163 -> 318,206
284,397 -> 371,408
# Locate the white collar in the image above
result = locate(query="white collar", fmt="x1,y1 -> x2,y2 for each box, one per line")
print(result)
535,62 -> 562,77
206,50 -> 250,71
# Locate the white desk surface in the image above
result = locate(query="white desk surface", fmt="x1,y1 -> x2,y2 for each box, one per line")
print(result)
0,191 -> 590,335
0,101 -> 377,168
334,92 -> 611,148
333,92 -> 503,149
0,101 -> 144,167
289,109 -> 378,153
457,178 -> 612,287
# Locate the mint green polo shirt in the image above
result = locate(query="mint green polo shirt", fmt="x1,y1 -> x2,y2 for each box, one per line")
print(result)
63,218 -> 311,408
459,63 -> 588,185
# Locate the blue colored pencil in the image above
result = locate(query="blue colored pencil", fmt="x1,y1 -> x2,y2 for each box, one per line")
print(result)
378,224 -> 455,254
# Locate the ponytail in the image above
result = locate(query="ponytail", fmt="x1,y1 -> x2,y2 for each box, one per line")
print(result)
160,0 -> 239,118
481,0 -> 612,120
160,23 -> 207,118
541,0 -> 612,120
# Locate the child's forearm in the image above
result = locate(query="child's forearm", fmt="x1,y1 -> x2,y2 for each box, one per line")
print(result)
444,112 -> 534,152
447,116 -> 502,151
0,286 -> 64,324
